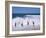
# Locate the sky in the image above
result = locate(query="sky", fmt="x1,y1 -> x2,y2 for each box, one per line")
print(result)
12,7 -> 40,15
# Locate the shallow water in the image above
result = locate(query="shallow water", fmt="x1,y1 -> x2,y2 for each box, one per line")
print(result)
12,15 -> 40,31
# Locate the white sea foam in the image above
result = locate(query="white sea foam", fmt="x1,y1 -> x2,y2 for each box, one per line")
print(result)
12,15 -> 40,31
